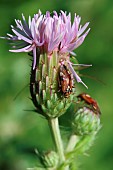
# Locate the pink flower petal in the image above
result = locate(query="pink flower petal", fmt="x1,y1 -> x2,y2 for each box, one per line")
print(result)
78,22 -> 90,36
33,47 -> 36,69
12,29 -> 32,44
68,61 -> 88,88
9,44 -> 32,52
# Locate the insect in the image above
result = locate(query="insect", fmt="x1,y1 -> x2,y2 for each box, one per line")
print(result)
58,64 -> 73,97
78,93 -> 101,115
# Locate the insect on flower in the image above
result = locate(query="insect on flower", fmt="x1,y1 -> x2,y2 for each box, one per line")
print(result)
58,64 -> 74,98
78,93 -> 101,115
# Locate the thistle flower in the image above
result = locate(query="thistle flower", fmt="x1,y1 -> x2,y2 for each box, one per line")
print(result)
1,10 -> 90,84
1,10 -> 102,169
1,10 -> 91,117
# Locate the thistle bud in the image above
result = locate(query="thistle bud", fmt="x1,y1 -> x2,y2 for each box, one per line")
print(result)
41,151 -> 59,168
72,93 -> 101,136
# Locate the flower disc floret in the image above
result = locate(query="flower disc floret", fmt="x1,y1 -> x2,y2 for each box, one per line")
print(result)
3,10 -> 90,70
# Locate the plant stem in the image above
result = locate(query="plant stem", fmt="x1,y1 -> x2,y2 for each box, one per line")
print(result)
48,118 -> 65,164
66,134 -> 79,152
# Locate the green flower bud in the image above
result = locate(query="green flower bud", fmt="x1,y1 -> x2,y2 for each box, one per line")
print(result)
71,93 -> 101,136
30,51 -> 75,118
41,151 -> 59,168
72,107 -> 100,136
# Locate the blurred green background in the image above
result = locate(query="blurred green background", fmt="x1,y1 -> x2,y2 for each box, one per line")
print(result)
0,0 -> 113,170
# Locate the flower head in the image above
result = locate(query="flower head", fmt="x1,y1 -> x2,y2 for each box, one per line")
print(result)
1,10 -> 90,69
0,11 -> 91,117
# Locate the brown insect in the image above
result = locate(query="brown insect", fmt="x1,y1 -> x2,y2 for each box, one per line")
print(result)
58,64 -> 73,97
78,93 -> 101,115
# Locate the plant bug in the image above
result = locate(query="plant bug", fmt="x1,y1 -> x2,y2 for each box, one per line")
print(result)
78,93 -> 101,115
58,64 -> 73,98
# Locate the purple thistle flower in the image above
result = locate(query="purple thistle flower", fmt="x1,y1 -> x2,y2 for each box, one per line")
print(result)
1,10 -> 90,87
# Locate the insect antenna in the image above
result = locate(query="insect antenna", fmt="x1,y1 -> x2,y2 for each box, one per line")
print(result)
79,73 -> 106,85
13,83 -> 29,101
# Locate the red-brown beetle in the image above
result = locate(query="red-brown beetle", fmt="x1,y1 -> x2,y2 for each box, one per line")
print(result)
58,64 -> 73,98
78,93 -> 101,115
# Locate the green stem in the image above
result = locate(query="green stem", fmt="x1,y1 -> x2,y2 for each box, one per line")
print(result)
48,118 -> 65,164
66,134 -> 79,153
